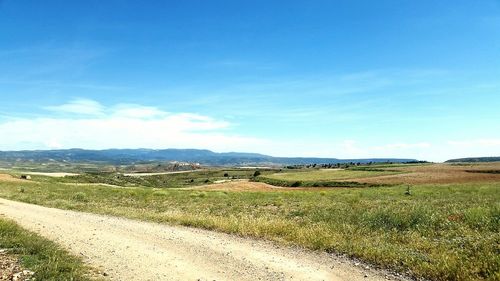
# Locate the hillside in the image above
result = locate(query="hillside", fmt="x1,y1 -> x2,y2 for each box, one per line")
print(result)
445,156 -> 500,163
0,148 -> 417,166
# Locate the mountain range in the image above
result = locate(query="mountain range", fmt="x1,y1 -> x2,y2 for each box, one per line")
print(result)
445,157 -> 500,163
0,148 -> 418,166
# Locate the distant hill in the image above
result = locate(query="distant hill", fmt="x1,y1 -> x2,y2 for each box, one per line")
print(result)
0,148 -> 417,166
445,157 -> 500,163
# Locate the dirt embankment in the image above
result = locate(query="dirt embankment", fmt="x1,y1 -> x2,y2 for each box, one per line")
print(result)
0,174 -> 26,183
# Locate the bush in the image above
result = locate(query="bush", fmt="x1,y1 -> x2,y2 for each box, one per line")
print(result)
254,176 -> 372,188
189,192 -> 207,198
72,192 -> 88,202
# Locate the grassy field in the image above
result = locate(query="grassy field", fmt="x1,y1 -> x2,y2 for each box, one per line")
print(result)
22,168 -> 275,189
255,168 -> 401,187
261,169 -> 400,181
0,173 -> 498,280
0,217 -> 95,280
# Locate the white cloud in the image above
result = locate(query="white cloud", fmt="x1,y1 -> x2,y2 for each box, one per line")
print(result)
0,100 -> 265,152
45,98 -> 105,115
442,139 -> 500,159
2,99 -> 500,162
111,104 -> 167,119
45,138 -> 63,149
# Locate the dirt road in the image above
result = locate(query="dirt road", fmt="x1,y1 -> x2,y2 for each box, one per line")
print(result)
0,198 -> 399,281
20,172 -> 79,177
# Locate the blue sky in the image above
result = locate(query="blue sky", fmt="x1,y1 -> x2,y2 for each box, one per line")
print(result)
1,0 -> 499,161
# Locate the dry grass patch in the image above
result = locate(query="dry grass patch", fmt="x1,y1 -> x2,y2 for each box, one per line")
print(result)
0,174 -> 26,183
349,164 -> 500,185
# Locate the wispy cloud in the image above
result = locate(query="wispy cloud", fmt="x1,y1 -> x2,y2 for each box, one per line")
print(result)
45,99 -> 105,116
0,79 -> 129,91
0,42 -> 107,81
111,104 -> 167,119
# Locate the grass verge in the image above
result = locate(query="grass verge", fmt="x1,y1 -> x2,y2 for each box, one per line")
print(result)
0,217 -> 95,280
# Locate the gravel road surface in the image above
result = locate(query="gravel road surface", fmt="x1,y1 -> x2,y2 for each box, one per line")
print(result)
0,198 -> 401,281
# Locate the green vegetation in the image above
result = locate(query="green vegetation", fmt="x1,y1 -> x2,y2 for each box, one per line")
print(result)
255,177 -> 373,187
466,170 -> 500,174
1,159 -> 199,174
0,178 -> 498,280
0,160 -> 115,173
260,169 -> 400,181
25,168 -> 276,188
446,157 -> 500,163
0,218 -> 94,280
256,169 -> 401,187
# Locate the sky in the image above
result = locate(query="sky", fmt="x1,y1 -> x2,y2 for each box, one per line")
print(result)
0,0 -> 499,162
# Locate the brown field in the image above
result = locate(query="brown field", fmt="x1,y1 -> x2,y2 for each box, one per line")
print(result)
347,163 -> 500,185
192,180 -> 289,191
0,174 -> 26,183
2,163 -> 500,189
192,179 -> 338,192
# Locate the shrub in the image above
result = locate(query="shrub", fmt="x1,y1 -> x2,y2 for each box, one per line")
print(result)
189,192 -> 207,198
72,192 -> 88,202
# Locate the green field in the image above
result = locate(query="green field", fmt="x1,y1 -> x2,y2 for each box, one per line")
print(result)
0,218 -> 94,280
22,168 -> 275,188
261,169 -> 400,181
0,175 -> 498,281
255,168 -> 402,187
